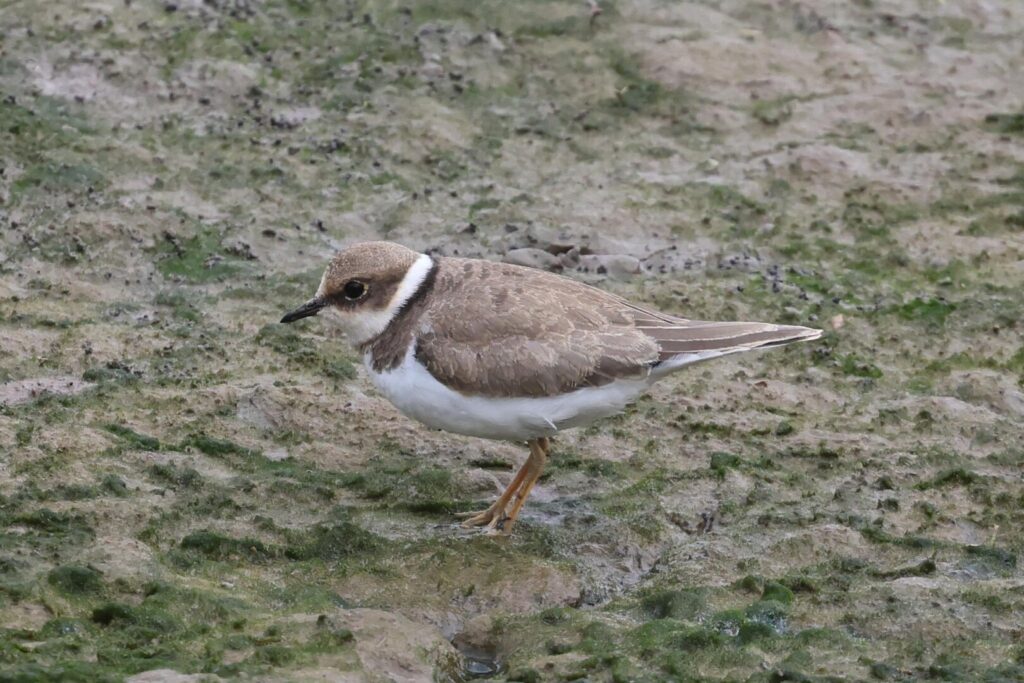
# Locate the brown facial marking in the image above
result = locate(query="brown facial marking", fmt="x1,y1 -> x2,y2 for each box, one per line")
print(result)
362,258 -> 439,371
324,273 -> 401,313
318,242 -> 420,315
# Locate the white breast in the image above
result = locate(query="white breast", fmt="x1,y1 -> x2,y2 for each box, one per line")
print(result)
365,346 -> 652,441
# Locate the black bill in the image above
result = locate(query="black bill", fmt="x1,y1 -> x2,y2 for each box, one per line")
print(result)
280,297 -> 327,323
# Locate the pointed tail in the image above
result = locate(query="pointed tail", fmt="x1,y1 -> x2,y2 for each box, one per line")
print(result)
642,321 -> 822,376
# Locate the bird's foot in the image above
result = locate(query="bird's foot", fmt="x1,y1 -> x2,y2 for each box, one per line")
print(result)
457,503 -> 510,534
456,438 -> 550,536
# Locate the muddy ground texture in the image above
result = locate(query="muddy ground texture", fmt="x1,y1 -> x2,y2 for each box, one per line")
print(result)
1,0 -> 1023,681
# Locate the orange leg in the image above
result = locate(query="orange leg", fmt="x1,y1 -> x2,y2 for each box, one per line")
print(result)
460,437 -> 549,534
500,437 -> 549,534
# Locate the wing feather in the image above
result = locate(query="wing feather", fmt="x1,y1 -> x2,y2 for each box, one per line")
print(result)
413,258 -> 820,398
640,322 -> 822,360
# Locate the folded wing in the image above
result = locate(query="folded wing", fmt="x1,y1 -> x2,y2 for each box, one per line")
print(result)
414,258 -> 820,398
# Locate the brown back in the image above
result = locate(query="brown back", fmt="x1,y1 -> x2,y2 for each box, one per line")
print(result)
366,256 -> 819,399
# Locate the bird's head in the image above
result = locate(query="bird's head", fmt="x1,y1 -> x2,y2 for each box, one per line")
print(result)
280,241 -> 433,346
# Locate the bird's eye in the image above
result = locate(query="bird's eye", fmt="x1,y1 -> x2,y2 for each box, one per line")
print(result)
342,280 -> 367,301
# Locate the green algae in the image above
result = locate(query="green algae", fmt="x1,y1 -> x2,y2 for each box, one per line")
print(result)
10,509 -> 94,541
640,588 -> 709,621
146,463 -> 204,489
838,354 -> 884,378
154,228 -> 247,284
183,433 -> 259,459
47,565 -> 105,596
283,520 -> 386,561
983,112 -> 1024,135
342,457 -> 475,514
256,323 -> 358,380
916,467 -> 981,489
1,0 -> 1022,680
104,424 -> 161,451
762,581 -> 795,605
896,297 -> 956,327
752,97 -> 795,126
177,530 -> 275,564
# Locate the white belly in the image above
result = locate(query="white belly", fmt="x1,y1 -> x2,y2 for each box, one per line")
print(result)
365,347 -> 651,441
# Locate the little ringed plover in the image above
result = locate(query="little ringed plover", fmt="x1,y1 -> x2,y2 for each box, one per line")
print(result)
281,241 -> 822,534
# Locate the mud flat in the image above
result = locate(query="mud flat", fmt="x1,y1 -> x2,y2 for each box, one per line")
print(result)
1,1 -> 1023,680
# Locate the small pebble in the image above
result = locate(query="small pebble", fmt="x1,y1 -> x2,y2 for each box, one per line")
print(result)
503,248 -> 561,271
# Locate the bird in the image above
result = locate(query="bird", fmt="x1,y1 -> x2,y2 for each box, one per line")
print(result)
280,241 -> 821,534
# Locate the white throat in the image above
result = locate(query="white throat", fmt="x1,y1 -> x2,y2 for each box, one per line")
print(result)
321,253 -> 434,347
